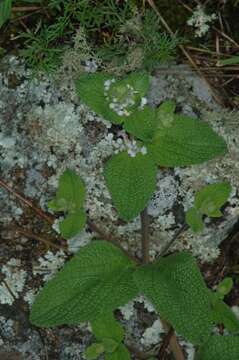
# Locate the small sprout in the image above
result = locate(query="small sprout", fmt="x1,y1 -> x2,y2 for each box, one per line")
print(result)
85,343 -> 105,360
49,169 -> 86,239
186,182 -> 232,233
216,277 -> 233,299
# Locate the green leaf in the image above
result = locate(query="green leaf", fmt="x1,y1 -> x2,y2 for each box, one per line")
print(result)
30,241 -> 138,327
157,100 -> 176,128
91,313 -> 124,344
210,292 -> 239,333
105,344 -> 131,360
185,207 -> 204,233
85,343 -> 105,360
75,72 -> 150,125
148,115 -> 227,167
125,71 -> 150,96
76,73 -> 124,125
134,252 -> 213,344
59,210 -> 86,239
48,169 -> 86,213
104,152 -> 157,221
217,56 -> 239,66
194,182 -> 232,217
216,277 -> 233,298
0,0 -> 12,28
123,107 -> 157,142
196,336 -> 239,360
102,338 -> 119,353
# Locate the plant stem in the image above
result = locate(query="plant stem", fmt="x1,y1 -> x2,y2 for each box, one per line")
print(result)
159,223 -> 188,257
158,326 -> 174,358
14,227 -> 68,252
0,177 -> 138,261
140,207 -> 150,264
161,320 -> 185,360
0,177 -> 54,225
87,219 -> 140,264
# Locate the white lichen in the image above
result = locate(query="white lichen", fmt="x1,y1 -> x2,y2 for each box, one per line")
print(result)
187,5 -> 217,37
33,250 -> 66,282
0,258 -> 27,305
140,319 -> 164,347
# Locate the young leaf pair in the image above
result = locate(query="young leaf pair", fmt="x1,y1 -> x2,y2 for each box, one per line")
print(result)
186,182 -> 232,233
85,314 -> 130,360
48,169 -> 86,239
76,72 -> 227,222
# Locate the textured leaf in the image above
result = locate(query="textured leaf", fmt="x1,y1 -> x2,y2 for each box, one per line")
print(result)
48,169 -> 86,212
76,73 -> 124,124
185,207 -> 204,233
123,107 -> 158,142
121,71 -> 150,99
59,210 -> 86,239
195,182 -> 232,217
134,252 -> 213,344
196,336 -> 239,360
105,344 -> 131,360
30,241 -> 138,327
148,115 -> 227,167
91,313 -> 124,344
210,293 -> 239,333
85,343 -> 104,360
75,72 -> 150,125
0,0 -> 11,28
104,152 -> 157,221
157,100 -> 176,128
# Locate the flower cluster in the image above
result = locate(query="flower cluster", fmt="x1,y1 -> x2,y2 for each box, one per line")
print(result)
126,140 -> 147,157
104,79 -> 138,116
113,131 -> 147,158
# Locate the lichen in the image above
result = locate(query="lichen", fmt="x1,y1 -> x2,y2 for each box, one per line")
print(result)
0,258 -> 27,305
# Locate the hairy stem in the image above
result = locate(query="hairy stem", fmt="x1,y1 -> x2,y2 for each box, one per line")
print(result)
87,219 -> 140,264
140,207 -> 150,264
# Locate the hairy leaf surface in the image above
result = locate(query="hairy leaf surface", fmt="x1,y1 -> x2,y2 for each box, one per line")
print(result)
148,115 -> 227,167
30,241 -> 138,327
76,73 -> 124,124
134,252 -> 213,344
104,152 -> 157,221
196,336 -> 239,360
123,107 -> 157,142
75,72 -> 149,125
